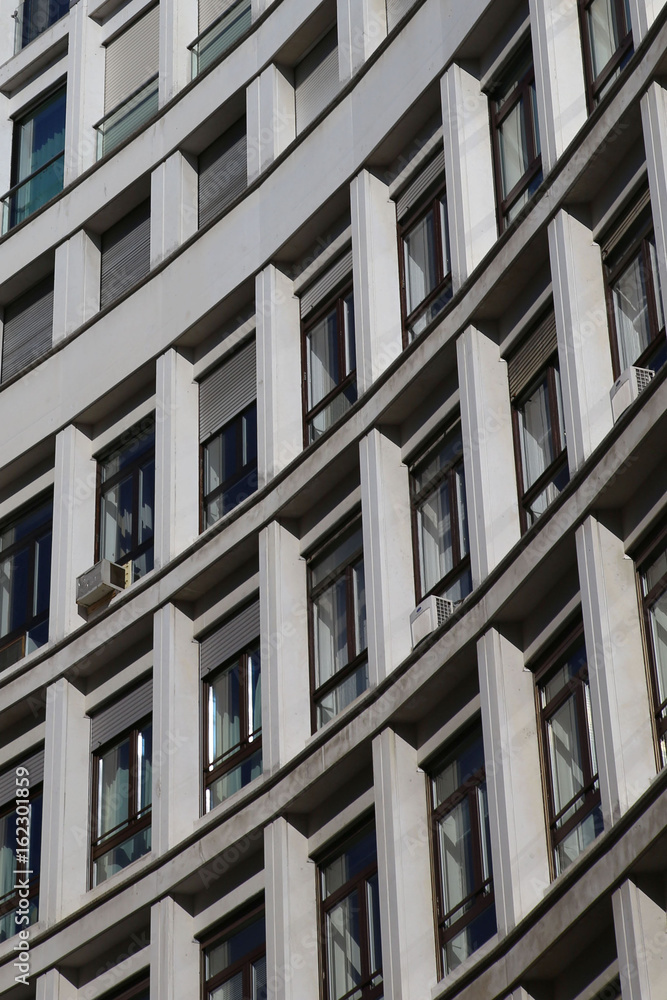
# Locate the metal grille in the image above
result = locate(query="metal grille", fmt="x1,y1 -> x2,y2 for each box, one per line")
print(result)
104,5 -> 160,115
198,118 -> 248,229
507,311 -> 558,400
635,367 -> 655,394
434,597 -> 455,627
295,27 -> 339,135
100,200 -> 151,310
1,275 -> 53,383
200,599 -> 260,678
90,677 -> 153,750
199,338 -> 256,442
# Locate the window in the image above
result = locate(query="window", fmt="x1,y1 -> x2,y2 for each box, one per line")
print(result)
536,629 -> 603,875
202,905 -> 266,1000
489,43 -> 542,230
637,527 -> 667,767
200,600 -> 262,810
509,312 -> 569,531
308,518 -> 367,730
14,0 -> 69,52
294,27 -> 340,135
602,190 -> 666,377
2,87 -> 66,234
90,681 -> 153,886
97,419 -> 155,583
578,0 -> 633,110
0,497 -> 52,672
429,726 -> 495,976
190,0 -> 252,78
198,118 -> 248,229
99,201 -> 151,309
1,276 -> 54,384
200,340 -> 258,528
410,420 -> 471,604
302,283 -> 357,444
0,751 -> 43,943
318,823 -> 382,1000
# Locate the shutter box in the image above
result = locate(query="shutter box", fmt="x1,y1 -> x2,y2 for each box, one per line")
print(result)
200,599 -> 260,678
1,276 -> 54,384
396,149 -> 445,221
90,677 -> 153,750
198,118 -> 248,229
295,27 -> 339,135
0,748 -> 45,808
100,200 -> 151,310
199,337 -> 256,442
507,311 -> 558,400
104,5 -> 160,115
300,248 -> 353,319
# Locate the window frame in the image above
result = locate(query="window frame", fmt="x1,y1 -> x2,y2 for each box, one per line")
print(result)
301,281 -> 357,447
578,0 -> 633,112
200,901 -> 266,1000
6,84 -> 67,231
634,521 -> 667,766
0,780 -> 42,940
397,181 -> 452,345
0,495 -> 52,670
200,401 -> 258,531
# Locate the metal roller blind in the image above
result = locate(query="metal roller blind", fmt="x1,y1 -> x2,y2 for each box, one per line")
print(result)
104,4 -> 160,114
0,749 -> 45,808
198,118 -> 248,229
90,677 -> 153,750
396,149 -> 445,220
300,248 -> 353,318
600,187 -> 651,260
100,200 -> 151,310
386,0 -> 417,32
1,276 -> 54,384
200,599 -> 260,678
507,311 -> 558,400
295,28 -> 339,135
200,338 -> 256,441
199,0 -> 241,34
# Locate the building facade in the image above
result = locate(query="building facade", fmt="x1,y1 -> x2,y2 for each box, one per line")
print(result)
0,0 -> 666,997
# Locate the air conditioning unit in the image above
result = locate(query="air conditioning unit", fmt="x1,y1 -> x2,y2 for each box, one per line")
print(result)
410,595 -> 455,648
610,366 -> 654,423
76,559 -> 126,608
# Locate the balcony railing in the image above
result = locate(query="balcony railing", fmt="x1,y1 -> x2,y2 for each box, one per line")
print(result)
13,0 -> 69,54
1,151 -> 64,235
94,75 -> 159,160
189,0 -> 252,78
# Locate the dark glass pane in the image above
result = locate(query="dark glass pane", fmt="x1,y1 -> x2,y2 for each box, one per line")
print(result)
0,546 -> 29,639
15,87 -> 66,181
206,914 -> 266,980
206,747 -> 262,809
307,308 -> 340,409
94,825 -> 151,885
29,793 -> 43,880
100,423 -> 155,481
432,729 -> 484,808
321,825 -> 377,898
32,529 -> 52,617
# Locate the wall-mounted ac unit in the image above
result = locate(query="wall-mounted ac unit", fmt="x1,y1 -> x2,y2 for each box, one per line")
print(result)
76,559 -> 126,608
410,595 -> 455,648
610,366 -> 654,423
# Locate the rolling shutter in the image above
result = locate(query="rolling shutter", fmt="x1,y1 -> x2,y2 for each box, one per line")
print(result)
295,28 -> 339,135
100,200 -> 151,310
90,677 -> 153,750
386,0 -> 417,32
507,311 -> 558,400
1,276 -> 54,383
300,248 -> 353,318
396,149 -> 445,221
0,748 -> 45,808
199,338 -> 256,442
200,599 -> 260,678
198,118 -> 248,229
104,5 -> 160,115
600,187 -> 651,260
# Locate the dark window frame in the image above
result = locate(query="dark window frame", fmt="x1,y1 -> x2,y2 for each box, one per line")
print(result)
397,181 -> 452,346
200,401 -> 258,531
201,901 -> 266,1000
634,521 -> 667,766
0,781 -> 42,938
301,281 -> 357,447
7,83 -> 67,229
577,0 -> 633,112
0,495 -> 52,670
102,977 -> 150,1000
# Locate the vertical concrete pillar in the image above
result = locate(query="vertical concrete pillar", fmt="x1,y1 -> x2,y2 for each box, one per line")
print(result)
441,64 -> 497,290
529,0 -> 587,174
152,603 -> 200,855
264,817 -> 319,1000
246,67 -> 296,183
641,82 -> 667,316
35,969 -> 77,1000
259,521 -> 310,771
159,0 -> 199,104
255,265 -> 302,485
628,0 -> 666,42
372,729 -> 438,1000
478,628 -> 550,936
337,0 -> 387,82
150,151 -> 198,268
50,425 -> 96,642
40,679 -> 90,923
613,879 -> 667,998
154,347 -> 199,570
359,429 -> 413,683
351,169 -> 403,394
576,515 -> 656,826
64,1 -> 105,182
548,208 -> 614,473
53,230 -> 101,342
457,324 -> 520,586
150,896 -> 200,1000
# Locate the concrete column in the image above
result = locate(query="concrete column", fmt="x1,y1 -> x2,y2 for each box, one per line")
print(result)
150,152 -> 198,268
478,628 -> 550,936
529,0 -> 587,174
154,347 -> 199,569
259,521 -> 310,771
35,969 -> 77,1000
152,603 -> 200,855
50,425 -> 97,642
359,429 -> 413,683
613,878 -> 667,998
255,265 -> 302,485
457,324 -> 520,586
246,67 -> 296,183
548,208 -> 614,473
40,679 -> 90,923
64,1 -> 105,182
628,0 -> 667,42
576,515 -> 656,826
53,230 -> 101,342
337,0 -> 387,82
372,729 -> 438,1000
158,0 -> 199,104
441,64 -> 497,290
641,82 -> 667,316
150,896 -> 199,1000
264,817 -> 319,1000
351,169 -> 403,394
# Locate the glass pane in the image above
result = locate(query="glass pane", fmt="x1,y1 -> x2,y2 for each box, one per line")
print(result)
32,529 -> 52,617
206,747 -> 262,810
541,646 -> 586,705
648,590 -> 667,709
316,660 -> 369,728
366,873 -> 382,979
252,954 -> 268,1000
643,544 -> 667,595
93,824 -> 151,885
208,659 -> 242,764
206,913 -> 265,979
587,0 -> 622,79
437,798 -> 474,920
547,693 -> 586,821
612,251 -> 652,370
648,234 -> 665,332
432,730 -> 485,808
29,793 -> 42,880
404,209 -> 438,314
477,782 -> 492,883
100,475 -> 134,564
242,405 -> 258,467
524,461 -> 569,527
498,98 -> 529,199
209,971 -> 243,1000
0,502 -> 52,551
518,374 -> 556,491
0,809 -> 17,899
417,482 -> 452,593
308,381 -> 357,442
307,309 -> 340,409
352,558 -> 366,655
248,647 -> 262,737
455,464 -> 469,558
15,87 -> 66,181
554,803 -> 604,874
138,460 -> 154,544
100,424 -> 155,481
314,576 -> 349,686
439,195 -> 451,277
442,904 -> 497,975
413,427 -> 463,494
195,0 -> 252,76
311,524 -> 363,589
0,547 -> 29,639
326,891 -> 362,1000
138,723 -> 152,811
97,737 -> 130,838
322,826 -> 377,898
344,293 -> 356,375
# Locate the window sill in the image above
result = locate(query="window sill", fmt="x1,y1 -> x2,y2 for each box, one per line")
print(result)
430,932 -> 500,999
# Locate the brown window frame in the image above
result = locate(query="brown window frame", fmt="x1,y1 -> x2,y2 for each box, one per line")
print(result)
0,781 -> 42,939
201,902 -> 266,1000
635,521 -> 667,767
200,401 -> 258,531
578,0 -> 633,112
397,181 -> 453,345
